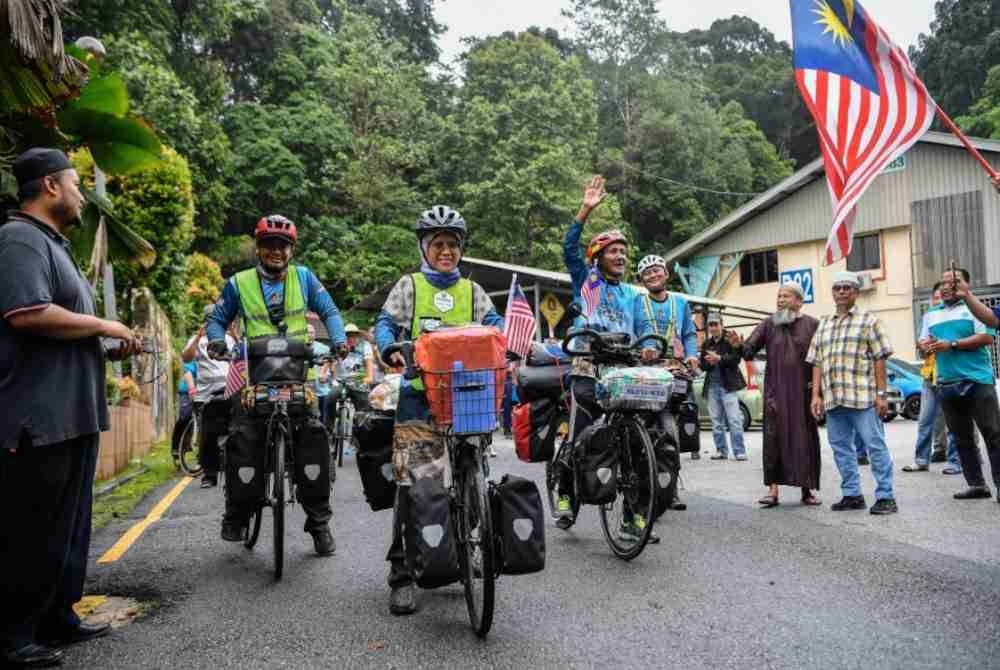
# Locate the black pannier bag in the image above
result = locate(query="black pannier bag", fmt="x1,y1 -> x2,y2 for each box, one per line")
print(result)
513,397 -> 561,463
354,411 -> 396,511
293,419 -> 331,501
246,336 -> 310,384
491,475 -> 545,575
516,363 -> 568,403
574,419 -> 618,505
225,420 -> 267,504
651,434 -> 680,519
676,401 -> 700,454
404,476 -> 461,588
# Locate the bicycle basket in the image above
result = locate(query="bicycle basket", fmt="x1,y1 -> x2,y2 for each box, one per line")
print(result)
422,365 -> 505,434
599,366 -> 674,411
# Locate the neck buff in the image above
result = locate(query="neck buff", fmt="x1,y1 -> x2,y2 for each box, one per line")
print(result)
419,234 -> 463,289
257,262 -> 287,281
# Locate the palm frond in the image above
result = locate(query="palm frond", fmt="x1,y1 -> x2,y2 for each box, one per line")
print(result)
0,0 -> 85,81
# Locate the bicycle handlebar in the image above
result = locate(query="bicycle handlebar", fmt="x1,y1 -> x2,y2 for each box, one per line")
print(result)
561,329 -> 671,363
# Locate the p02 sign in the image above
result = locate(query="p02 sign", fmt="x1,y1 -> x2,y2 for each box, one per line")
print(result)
779,268 -> 814,304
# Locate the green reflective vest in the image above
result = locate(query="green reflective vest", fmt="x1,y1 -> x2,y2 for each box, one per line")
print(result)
410,273 -> 474,337
234,266 -> 314,380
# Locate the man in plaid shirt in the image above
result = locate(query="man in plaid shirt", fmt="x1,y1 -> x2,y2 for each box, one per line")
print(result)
807,271 -> 898,515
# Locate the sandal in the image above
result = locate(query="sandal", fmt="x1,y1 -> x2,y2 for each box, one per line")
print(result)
757,495 -> 780,508
801,493 -> 821,506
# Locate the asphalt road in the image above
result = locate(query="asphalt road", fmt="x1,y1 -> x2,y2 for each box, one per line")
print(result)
70,422 -> 1000,669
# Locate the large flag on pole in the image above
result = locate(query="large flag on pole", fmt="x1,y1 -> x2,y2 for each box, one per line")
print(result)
790,0 -> 936,265
504,273 -> 537,360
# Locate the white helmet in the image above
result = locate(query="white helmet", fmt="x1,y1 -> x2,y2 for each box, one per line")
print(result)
637,254 -> 667,275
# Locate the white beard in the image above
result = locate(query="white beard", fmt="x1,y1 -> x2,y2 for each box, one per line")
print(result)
772,309 -> 799,326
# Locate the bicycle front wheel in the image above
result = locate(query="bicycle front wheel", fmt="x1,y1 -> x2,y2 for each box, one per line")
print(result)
178,419 -> 203,476
598,417 -> 657,561
272,430 -> 286,580
458,447 -> 495,638
337,403 -> 351,468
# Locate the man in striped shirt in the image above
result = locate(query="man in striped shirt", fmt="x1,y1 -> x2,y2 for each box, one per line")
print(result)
807,271 -> 897,515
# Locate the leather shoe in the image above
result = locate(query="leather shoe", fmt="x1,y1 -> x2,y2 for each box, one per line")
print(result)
39,622 -> 110,647
221,521 -> 246,542
389,585 -> 416,615
3,643 -> 63,667
311,528 -> 336,556
831,495 -> 866,511
953,487 -> 992,500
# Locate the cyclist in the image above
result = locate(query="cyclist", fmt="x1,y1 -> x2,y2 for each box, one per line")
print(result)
373,205 -> 503,615
556,176 -> 645,531
181,304 -> 236,488
634,254 -> 700,511
206,214 -> 346,557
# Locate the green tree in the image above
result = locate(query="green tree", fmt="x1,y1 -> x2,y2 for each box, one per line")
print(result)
958,65 -> 1000,138
910,0 -> 1000,119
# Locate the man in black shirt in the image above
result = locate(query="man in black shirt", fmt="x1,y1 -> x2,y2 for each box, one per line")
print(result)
0,148 -> 140,667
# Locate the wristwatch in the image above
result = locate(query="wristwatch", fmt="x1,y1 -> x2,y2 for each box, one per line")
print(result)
950,340 -> 958,350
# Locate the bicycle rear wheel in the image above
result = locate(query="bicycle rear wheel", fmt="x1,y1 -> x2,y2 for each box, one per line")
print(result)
272,431 -> 286,580
337,403 -> 350,468
178,418 -> 203,476
598,417 -> 657,561
458,446 -> 495,638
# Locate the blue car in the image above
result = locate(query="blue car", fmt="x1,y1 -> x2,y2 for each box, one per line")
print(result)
886,358 -> 924,420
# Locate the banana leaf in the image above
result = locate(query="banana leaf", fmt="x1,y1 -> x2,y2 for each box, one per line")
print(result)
70,184 -> 157,269
56,108 -> 161,174
64,72 -> 126,117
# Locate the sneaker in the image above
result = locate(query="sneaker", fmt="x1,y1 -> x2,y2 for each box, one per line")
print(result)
618,514 -> 654,543
555,495 -> 575,529
489,445 -> 498,458
942,465 -> 963,475
901,463 -> 929,472
953,486 -> 992,500
734,454 -> 748,461
200,475 -> 218,488
389,584 -> 416,615
870,498 -> 898,515
710,453 -> 729,460
857,456 -> 870,466
690,452 -> 701,460
310,528 -> 336,556
831,495 -> 866,511
221,521 -> 247,542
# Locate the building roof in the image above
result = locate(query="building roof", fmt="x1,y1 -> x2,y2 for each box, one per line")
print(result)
664,131 -> 1000,264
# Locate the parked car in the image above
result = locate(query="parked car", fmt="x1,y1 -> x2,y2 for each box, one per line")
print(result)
886,357 -> 924,420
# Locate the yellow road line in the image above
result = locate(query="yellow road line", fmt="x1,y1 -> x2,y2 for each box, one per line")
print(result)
97,476 -> 194,564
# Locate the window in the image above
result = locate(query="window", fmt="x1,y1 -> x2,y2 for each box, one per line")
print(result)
739,249 -> 778,286
846,233 -> 881,272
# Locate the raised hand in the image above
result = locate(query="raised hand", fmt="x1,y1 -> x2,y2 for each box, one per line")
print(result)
577,175 -> 608,222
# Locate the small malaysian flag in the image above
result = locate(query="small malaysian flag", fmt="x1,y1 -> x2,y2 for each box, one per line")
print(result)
504,274 -> 537,360
224,343 -> 246,399
581,264 -> 603,318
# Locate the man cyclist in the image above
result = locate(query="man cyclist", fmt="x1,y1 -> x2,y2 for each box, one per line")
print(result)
206,215 -> 346,556
557,175 -> 645,532
634,254 -> 700,511
373,205 -> 503,615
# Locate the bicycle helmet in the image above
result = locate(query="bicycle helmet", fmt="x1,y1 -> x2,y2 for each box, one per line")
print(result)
254,214 -> 297,243
415,206 -> 467,242
637,254 -> 667,275
586,229 -> 627,263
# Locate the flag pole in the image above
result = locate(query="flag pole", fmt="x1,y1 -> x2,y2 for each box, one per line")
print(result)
504,272 -> 517,337
935,105 -> 1000,190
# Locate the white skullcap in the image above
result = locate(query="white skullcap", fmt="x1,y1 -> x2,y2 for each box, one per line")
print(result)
831,270 -> 860,288
780,280 -> 805,299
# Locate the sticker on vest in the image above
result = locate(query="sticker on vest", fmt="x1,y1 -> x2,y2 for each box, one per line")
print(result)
418,317 -> 442,333
433,290 -> 455,313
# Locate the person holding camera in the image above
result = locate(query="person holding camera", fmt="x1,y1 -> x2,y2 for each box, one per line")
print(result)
700,312 -> 748,460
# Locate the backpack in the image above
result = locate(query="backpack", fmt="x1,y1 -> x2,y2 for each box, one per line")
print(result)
513,398 -> 561,463
490,475 -> 546,575
574,419 -> 618,505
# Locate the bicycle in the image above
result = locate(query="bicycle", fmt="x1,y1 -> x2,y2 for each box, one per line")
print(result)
550,329 -> 672,561
174,388 -> 227,476
327,377 -> 368,479
384,339 -> 501,638
231,338 -> 333,580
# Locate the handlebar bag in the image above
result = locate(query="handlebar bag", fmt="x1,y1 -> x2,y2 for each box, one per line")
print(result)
490,474 -> 545,575
675,401 -> 701,454
404,475 -> 461,589
516,364 -> 567,403
574,419 -> 618,505
354,411 -> 397,511
513,398 -> 561,463
247,337 -> 310,383
600,366 -> 673,411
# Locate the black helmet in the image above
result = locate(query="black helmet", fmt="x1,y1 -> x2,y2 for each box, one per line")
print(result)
415,205 -> 467,241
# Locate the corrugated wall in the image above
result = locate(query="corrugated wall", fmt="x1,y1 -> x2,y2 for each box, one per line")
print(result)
696,143 -> 1000,276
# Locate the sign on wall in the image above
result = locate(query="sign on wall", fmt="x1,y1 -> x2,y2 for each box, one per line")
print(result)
779,268 -> 815,304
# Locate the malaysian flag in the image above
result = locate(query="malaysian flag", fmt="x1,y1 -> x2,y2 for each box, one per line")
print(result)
580,263 -> 603,318
791,0 -> 935,265
504,274 -> 536,360
223,343 -> 246,399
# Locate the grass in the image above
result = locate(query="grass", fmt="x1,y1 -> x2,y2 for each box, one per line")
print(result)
92,439 -> 179,531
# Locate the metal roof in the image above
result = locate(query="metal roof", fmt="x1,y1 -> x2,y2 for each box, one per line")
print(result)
664,130 -> 1000,264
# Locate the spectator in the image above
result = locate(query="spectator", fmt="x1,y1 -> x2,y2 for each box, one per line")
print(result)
170,358 -> 198,461
924,269 -> 1000,502
700,312 -> 747,461
732,281 -> 821,507
808,271 -> 897,515
0,148 -> 141,667
902,283 -> 965,474
182,305 -> 236,489
336,323 -> 375,386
